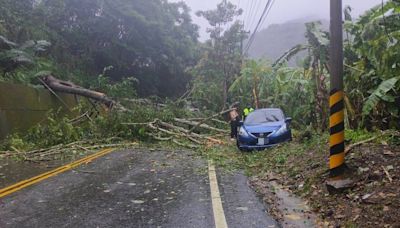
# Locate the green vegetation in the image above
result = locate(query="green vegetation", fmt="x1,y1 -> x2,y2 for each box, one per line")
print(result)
191,0 -> 245,111
1,0 -> 398,131
0,1 -> 399,225
0,0 -> 199,97
0,0 -> 399,151
227,1 -> 400,130
1,100 -> 188,147
344,3 -> 400,129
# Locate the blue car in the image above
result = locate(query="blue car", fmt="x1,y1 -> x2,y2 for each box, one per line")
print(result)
237,108 -> 292,151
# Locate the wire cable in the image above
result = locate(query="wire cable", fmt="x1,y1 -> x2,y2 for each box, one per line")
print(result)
244,0 -> 274,54
259,0 -> 275,30
248,0 -> 263,32
245,0 -> 256,31
243,0 -> 252,30
245,0 -> 275,54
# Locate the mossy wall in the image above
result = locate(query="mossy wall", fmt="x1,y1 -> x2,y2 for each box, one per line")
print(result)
0,82 -> 83,140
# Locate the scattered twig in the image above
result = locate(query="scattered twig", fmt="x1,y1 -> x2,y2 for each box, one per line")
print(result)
68,111 -> 92,124
344,130 -> 400,155
74,170 -> 98,174
172,139 -> 199,149
382,166 -> 393,183
121,120 -> 158,126
174,118 -> 228,133
345,136 -> 379,155
188,108 -> 234,133
75,145 -> 90,152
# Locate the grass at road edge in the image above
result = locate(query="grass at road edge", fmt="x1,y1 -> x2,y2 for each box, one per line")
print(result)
198,129 -> 400,227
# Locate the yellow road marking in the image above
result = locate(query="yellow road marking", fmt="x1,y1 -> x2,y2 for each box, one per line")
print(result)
0,148 -> 115,198
208,160 -> 228,228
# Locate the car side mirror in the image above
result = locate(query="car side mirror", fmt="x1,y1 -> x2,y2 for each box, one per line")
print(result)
285,117 -> 292,123
238,121 -> 244,126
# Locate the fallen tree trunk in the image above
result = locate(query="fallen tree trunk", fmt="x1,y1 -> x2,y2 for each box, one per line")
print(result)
124,119 -> 225,146
174,118 -> 228,134
157,120 -> 224,144
188,108 -> 234,133
188,118 -> 228,125
40,75 -> 115,108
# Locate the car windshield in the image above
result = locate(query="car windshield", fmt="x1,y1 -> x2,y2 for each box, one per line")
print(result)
245,109 -> 284,125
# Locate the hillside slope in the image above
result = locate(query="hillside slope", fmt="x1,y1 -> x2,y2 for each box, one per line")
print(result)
247,18 -> 328,64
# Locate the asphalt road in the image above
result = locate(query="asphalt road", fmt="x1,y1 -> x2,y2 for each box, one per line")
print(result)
0,148 -> 277,228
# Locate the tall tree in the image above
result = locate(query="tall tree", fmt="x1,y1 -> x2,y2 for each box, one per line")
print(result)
193,0 -> 245,111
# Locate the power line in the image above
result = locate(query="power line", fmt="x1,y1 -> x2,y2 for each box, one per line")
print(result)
244,0 -> 274,54
243,0 -> 252,29
245,0 -> 256,31
248,0 -> 263,32
246,0 -> 275,54
244,0 -> 272,53
260,0 -> 275,29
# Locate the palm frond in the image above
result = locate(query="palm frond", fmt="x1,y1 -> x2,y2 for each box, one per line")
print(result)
273,44 -> 308,68
362,77 -> 399,115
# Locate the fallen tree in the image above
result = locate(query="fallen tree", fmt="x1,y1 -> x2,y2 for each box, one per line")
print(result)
188,107 -> 234,133
119,108 -> 232,149
123,117 -> 227,149
1,76 -> 232,162
40,75 -> 115,108
173,118 -> 228,134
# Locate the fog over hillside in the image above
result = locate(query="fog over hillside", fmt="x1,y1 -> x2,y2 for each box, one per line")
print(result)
247,17 -> 329,63
170,0 -> 383,41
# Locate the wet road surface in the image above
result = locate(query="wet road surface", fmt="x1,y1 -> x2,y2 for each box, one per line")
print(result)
0,148 -> 277,228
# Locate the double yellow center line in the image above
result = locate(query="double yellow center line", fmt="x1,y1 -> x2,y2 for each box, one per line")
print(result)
0,148 -> 115,198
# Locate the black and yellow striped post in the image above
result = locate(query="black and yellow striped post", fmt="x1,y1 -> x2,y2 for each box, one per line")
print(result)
329,89 -> 346,177
326,0 -> 353,191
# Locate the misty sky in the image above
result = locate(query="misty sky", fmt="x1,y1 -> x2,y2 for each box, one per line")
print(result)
170,0 -> 383,40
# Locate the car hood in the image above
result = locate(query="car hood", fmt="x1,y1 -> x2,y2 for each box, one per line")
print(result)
244,122 -> 283,133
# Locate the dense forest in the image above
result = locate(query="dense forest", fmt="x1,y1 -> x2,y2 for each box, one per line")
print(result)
0,0 -> 399,131
0,0 -> 199,97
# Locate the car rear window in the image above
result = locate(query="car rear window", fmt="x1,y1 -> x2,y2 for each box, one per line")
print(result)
245,109 -> 284,125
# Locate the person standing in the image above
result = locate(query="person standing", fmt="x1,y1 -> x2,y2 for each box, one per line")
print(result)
229,105 -> 240,140
243,107 -> 254,120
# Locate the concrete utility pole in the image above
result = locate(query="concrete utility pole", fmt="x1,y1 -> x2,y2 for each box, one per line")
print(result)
326,0 -> 353,192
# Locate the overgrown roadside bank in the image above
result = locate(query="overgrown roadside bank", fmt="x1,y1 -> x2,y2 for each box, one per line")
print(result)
200,130 -> 400,227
